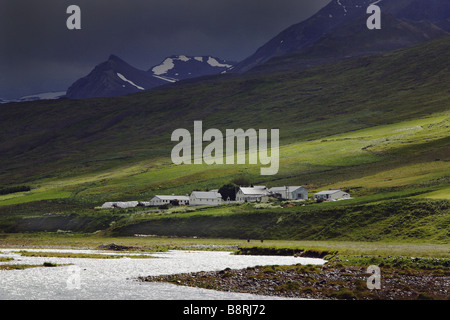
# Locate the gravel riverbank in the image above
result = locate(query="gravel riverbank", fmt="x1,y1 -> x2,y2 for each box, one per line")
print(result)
140,263 -> 449,300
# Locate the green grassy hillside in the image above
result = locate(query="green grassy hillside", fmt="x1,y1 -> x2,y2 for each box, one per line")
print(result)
108,198 -> 449,242
0,36 -> 448,239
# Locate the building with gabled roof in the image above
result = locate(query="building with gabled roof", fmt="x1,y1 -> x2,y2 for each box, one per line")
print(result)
189,191 -> 222,206
149,195 -> 190,206
314,189 -> 350,201
236,186 -> 270,203
269,186 -> 308,200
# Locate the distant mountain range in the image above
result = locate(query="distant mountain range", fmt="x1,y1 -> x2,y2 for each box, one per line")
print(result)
2,54 -> 235,102
0,91 -> 66,104
6,0 -> 450,101
65,54 -> 235,99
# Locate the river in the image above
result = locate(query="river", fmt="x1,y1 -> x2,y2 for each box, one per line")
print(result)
0,248 -> 325,300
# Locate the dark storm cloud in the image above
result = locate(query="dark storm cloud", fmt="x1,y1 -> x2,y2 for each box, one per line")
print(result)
0,0 -> 330,99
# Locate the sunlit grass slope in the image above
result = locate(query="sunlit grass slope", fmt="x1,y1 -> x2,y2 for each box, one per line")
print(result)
0,36 -> 448,211
0,111 -> 447,206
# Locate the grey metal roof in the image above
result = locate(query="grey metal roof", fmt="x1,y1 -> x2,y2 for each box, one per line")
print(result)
314,190 -> 343,195
239,187 -> 270,195
152,195 -> 190,201
269,186 -> 304,193
190,191 -> 222,199
101,201 -> 140,208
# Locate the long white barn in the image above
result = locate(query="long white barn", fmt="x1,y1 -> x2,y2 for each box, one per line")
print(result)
149,195 -> 190,206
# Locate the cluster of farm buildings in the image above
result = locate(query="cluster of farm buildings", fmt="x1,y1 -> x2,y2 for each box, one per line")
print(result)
101,186 -> 350,209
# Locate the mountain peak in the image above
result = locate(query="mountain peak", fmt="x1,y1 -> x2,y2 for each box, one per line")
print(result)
66,54 -> 236,99
108,54 -> 123,62
66,55 -> 166,99
107,54 -> 132,64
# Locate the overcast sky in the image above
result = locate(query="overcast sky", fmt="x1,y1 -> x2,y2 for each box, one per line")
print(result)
0,0 -> 330,99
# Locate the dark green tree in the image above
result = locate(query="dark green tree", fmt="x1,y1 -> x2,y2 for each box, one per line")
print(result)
218,183 -> 238,201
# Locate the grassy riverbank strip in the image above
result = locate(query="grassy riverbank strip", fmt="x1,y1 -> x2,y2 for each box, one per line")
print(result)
13,250 -> 156,259
1,233 -> 448,257
0,262 -> 62,270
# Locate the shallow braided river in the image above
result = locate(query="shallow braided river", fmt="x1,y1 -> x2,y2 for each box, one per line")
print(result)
0,249 -> 325,300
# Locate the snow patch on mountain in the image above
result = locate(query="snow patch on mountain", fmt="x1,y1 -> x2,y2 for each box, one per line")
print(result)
117,73 -> 144,90
152,74 -> 177,83
149,55 -> 235,83
177,55 -> 191,62
336,0 -> 348,14
151,55 -> 234,77
207,57 -> 233,68
152,58 -> 176,75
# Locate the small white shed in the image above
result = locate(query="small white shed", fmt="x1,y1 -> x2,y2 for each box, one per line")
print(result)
101,201 -> 140,209
314,190 -> 350,201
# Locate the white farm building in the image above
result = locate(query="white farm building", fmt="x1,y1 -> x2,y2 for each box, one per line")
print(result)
269,186 -> 308,200
189,191 -> 223,206
314,190 -> 350,201
236,186 -> 270,203
149,195 -> 190,206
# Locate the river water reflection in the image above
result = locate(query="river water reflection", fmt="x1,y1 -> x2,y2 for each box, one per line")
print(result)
0,249 -> 325,300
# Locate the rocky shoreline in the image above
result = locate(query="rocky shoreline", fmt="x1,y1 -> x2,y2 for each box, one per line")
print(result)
139,263 -> 449,300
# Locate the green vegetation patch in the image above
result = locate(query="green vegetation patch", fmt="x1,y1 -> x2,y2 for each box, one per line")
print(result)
326,255 -> 450,273
15,250 -> 156,259
0,256 -> 14,262
0,262 -> 63,270
0,186 -> 31,196
236,245 -> 336,258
